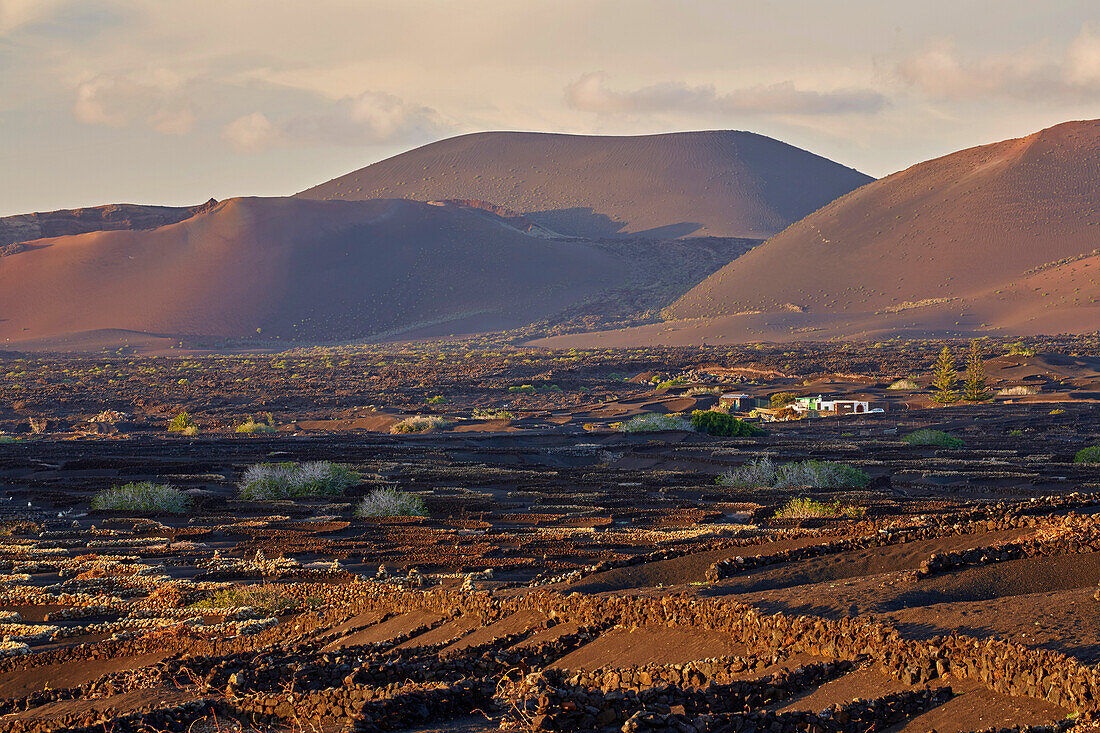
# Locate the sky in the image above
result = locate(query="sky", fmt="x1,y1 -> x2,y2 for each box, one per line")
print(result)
1,0 -> 1099,216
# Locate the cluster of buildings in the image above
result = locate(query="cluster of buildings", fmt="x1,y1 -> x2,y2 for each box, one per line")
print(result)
718,393 -> 886,422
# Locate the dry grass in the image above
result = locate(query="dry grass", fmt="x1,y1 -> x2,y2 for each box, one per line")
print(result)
91,482 -> 191,514
391,415 -> 451,434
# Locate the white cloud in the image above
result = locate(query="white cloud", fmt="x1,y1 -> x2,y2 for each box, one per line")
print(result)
0,0 -> 124,38
898,26 -> 1100,102
73,74 -> 195,134
0,0 -> 62,34
1067,25 -> 1100,86
565,72 -> 887,117
222,112 -> 280,152
223,90 -> 455,152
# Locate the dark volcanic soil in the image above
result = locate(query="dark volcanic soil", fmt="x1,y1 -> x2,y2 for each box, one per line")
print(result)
0,340 -> 1096,731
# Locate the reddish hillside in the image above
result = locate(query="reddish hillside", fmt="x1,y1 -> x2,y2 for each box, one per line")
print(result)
0,197 -> 634,347
640,119 -> 1100,342
0,201 -> 216,253
297,131 -> 872,239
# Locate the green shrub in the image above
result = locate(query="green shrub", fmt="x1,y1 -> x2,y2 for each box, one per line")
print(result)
770,392 -> 798,408
427,395 -> 447,404
888,378 -> 919,390
616,413 -> 692,433
472,408 -> 515,420
718,457 -> 869,489
902,429 -> 964,448
655,377 -> 687,390
235,414 -> 276,434
997,385 -> 1039,396
0,436 -> 17,444
391,415 -> 451,434
508,385 -> 537,394
1008,429 -> 1023,437
91,482 -> 191,514
1074,446 -> 1100,464
356,488 -> 428,518
1006,342 -> 1036,356
774,498 -> 865,520
166,407 -> 194,431
238,461 -> 360,501
690,410 -> 764,437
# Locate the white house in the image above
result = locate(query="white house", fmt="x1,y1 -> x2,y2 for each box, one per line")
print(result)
791,395 -> 880,415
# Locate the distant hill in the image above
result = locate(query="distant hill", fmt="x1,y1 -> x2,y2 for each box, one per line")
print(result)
0,197 -> 638,347
0,201 -> 217,254
0,129 -> 878,350
530,120 -> 1100,347
298,130 -> 873,239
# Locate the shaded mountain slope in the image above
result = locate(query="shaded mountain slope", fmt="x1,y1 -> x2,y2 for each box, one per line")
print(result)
536,119 -> 1100,345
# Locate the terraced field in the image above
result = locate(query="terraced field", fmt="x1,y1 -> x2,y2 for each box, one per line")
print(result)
0,398 -> 1097,731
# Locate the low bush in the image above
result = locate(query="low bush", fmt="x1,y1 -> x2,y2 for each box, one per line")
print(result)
0,436 -> 17,444
686,386 -> 722,396
356,488 -> 428,518
391,415 -> 451,434
190,585 -> 318,613
770,392 -> 798,408
718,457 -> 870,489
888,378 -> 919,390
616,413 -> 692,433
1074,446 -> 1100,464
997,385 -> 1039,396
235,414 -> 276,434
690,410 -> 764,437
167,411 -> 197,435
902,429 -> 964,448
654,377 -> 687,390
508,385 -> 536,394
775,497 -> 865,519
238,461 -> 360,501
472,408 -> 515,420
91,482 -> 191,514
427,395 -> 447,404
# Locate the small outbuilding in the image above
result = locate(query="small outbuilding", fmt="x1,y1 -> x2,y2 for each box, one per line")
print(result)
718,393 -> 754,411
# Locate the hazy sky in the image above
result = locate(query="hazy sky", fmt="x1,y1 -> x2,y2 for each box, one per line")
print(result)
2,0 -> 1099,215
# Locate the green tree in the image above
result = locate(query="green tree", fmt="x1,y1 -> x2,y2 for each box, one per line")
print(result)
931,346 -> 959,404
770,392 -> 798,408
963,340 -> 991,402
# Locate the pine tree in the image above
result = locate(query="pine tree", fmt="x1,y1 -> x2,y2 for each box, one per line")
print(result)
964,340 -> 990,402
931,346 -> 959,404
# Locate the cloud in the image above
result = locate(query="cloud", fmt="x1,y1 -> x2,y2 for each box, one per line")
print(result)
222,112 -> 280,152
73,75 -> 195,134
223,90 -> 455,152
897,26 -> 1100,102
565,72 -> 887,116
1067,25 -> 1100,86
0,0 -> 65,35
0,0 -> 125,38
